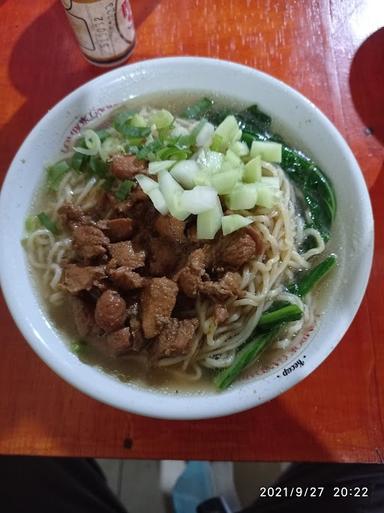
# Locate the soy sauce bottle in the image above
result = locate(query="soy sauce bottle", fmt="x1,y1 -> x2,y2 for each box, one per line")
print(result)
61,0 -> 136,67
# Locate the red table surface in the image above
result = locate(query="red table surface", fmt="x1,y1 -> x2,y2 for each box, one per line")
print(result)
0,0 -> 383,462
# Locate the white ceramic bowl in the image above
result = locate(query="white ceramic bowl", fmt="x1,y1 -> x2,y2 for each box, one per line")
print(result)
0,57 -> 373,419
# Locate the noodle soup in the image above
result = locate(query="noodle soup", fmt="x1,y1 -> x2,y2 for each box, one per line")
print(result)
24,92 -> 337,393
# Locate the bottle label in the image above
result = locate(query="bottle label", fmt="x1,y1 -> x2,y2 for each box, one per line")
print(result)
62,0 -> 135,63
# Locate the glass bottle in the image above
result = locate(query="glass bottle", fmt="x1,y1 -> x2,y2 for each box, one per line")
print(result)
61,0 -> 136,67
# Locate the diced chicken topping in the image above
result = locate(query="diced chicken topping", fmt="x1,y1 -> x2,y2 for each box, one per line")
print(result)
213,304 -> 229,325
177,247 -> 211,297
199,272 -> 243,302
151,318 -> 199,360
70,296 -> 100,338
58,203 -> 91,229
97,218 -> 134,242
149,238 -> 181,277
60,264 -> 105,294
109,241 -> 146,269
109,267 -> 146,290
95,290 -> 127,333
105,328 -> 133,357
140,277 -> 178,338
110,154 -> 147,180
59,164 -> 262,365
129,317 -> 146,352
154,215 -> 186,243
72,224 -> 110,261
213,229 -> 257,270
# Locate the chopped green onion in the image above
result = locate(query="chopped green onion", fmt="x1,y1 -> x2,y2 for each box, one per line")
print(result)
94,128 -> 110,142
89,156 -> 108,178
46,160 -> 70,191
151,109 -> 174,129
70,151 -> 88,171
181,97 -> 214,119
131,114 -> 147,128
25,215 -> 40,233
124,144 -> 140,155
102,176 -> 116,191
100,136 -> 125,162
157,126 -> 173,141
113,110 -> 134,131
37,212 -> 59,235
73,129 -> 101,156
115,180 -> 134,201
136,139 -> 163,160
70,340 -> 88,357
119,126 -> 151,138
74,136 -> 86,148
156,146 -> 190,161
176,134 -> 195,147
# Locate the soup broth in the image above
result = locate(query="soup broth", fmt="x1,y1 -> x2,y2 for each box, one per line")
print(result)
25,91 -> 336,393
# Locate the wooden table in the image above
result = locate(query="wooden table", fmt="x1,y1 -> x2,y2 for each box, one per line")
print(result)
0,0 -> 383,462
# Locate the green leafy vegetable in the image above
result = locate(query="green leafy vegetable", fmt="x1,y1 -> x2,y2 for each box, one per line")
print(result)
237,105 -> 274,135
287,254 -> 337,297
37,212 -> 59,235
181,97 -> 214,119
214,327 -> 280,390
281,148 -> 336,240
244,131 -> 336,240
115,180 -> 134,201
258,304 -> 303,330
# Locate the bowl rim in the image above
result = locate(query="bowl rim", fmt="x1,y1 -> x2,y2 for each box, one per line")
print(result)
0,56 -> 374,419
